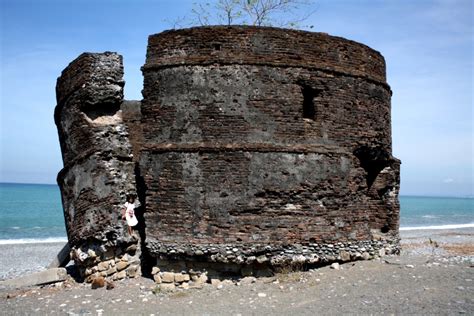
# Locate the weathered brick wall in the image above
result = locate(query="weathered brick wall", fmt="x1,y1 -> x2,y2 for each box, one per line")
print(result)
144,26 -> 387,83
55,52 -> 136,243
141,65 -> 392,153
140,27 -> 399,254
56,27 -> 401,278
55,53 -> 143,280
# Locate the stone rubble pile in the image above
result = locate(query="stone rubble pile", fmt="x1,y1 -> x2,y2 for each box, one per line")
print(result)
151,267 -> 208,291
71,241 -> 141,283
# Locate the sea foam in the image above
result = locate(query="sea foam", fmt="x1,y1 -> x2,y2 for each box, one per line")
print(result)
0,237 -> 67,245
400,223 -> 474,231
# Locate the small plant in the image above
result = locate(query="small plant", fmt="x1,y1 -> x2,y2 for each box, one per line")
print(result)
171,291 -> 189,299
151,286 -> 162,295
274,261 -> 306,283
275,270 -> 305,283
429,238 -> 439,256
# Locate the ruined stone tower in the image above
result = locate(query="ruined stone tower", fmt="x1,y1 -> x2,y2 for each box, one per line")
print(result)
55,26 -> 400,281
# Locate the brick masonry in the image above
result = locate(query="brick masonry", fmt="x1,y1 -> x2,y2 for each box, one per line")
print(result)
55,26 -> 400,279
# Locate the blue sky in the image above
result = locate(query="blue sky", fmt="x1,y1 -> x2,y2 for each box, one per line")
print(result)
0,0 -> 472,197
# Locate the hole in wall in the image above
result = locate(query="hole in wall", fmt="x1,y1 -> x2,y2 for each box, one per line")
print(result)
377,186 -> 392,198
353,146 -> 391,190
300,85 -> 317,120
82,102 -> 120,120
81,102 -> 121,124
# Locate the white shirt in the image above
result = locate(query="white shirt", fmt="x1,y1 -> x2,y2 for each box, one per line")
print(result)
124,202 -> 135,217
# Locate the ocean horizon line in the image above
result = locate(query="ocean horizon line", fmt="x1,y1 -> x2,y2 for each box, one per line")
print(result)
400,194 -> 474,199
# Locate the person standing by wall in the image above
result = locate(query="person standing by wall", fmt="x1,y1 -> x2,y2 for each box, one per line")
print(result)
122,194 -> 138,236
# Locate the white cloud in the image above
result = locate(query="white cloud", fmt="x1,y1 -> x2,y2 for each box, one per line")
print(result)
442,178 -> 455,184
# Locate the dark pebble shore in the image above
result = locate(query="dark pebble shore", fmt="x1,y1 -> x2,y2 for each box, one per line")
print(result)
0,242 -> 66,281
1,229 -> 473,315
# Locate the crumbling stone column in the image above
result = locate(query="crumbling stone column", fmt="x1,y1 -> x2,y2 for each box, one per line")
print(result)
55,52 -> 141,281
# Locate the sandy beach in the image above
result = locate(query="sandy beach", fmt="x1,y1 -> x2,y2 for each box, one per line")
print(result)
1,228 -> 473,315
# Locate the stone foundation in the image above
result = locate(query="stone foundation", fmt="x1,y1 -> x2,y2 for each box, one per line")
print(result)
148,238 -> 399,267
147,236 -> 399,289
69,238 -> 141,282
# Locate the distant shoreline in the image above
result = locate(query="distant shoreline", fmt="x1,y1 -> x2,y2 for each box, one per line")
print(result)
400,223 -> 474,231
1,224 -> 474,245
0,237 -> 68,245
2,226 -> 472,247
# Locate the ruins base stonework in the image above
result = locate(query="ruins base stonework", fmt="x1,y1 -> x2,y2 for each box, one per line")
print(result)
55,26 -> 400,282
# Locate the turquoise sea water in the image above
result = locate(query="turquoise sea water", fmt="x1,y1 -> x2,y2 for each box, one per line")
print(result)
0,183 -> 66,243
400,195 -> 474,230
0,183 -> 473,243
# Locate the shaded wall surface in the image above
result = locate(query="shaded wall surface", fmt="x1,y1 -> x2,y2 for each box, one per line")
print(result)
140,27 -> 400,249
55,26 -> 400,274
